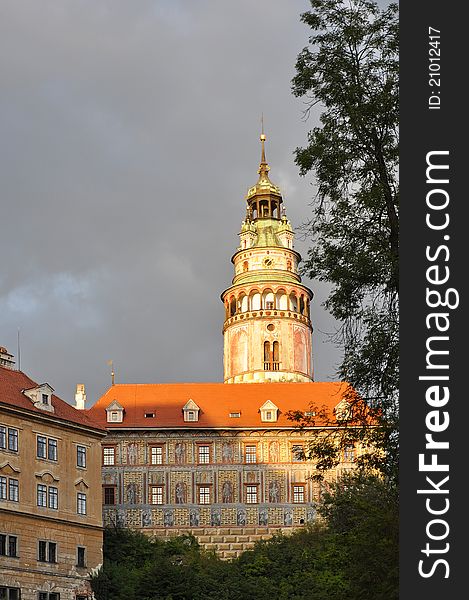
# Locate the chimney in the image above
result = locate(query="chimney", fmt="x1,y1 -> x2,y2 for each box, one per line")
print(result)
0,347 -> 15,370
75,384 -> 86,410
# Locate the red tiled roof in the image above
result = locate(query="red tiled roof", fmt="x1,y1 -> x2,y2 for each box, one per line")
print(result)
87,381 -> 353,429
0,366 -> 106,432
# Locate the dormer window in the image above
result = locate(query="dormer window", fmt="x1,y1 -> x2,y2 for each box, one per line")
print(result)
105,401 -> 124,423
183,399 -> 200,423
22,384 -> 55,414
259,400 -> 279,422
335,399 -> 352,421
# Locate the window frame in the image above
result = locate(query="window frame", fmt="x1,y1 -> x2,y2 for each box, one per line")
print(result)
246,484 -> 258,504
8,478 -> 19,502
291,443 -> 305,463
198,485 -> 211,505
38,540 -> 57,563
38,592 -> 60,600
0,476 -> 7,500
37,435 -> 47,458
77,492 -> 87,515
102,446 -> 116,466
0,533 -> 18,558
48,486 -> 58,510
149,484 -> 164,505
150,444 -> 164,465
197,444 -> 211,465
47,438 -> 58,461
103,485 -> 116,506
37,484 -> 47,507
0,587 -> 21,600
77,546 -> 86,568
77,445 -> 87,468
292,484 -> 306,504
244,444 -> 257,464
36,435 -> 58,461
7,428 -> 18,452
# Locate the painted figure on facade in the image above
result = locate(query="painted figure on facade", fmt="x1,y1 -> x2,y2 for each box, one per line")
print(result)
126,482 -> 137,504
222,480 -> 233,503
268,480 -> 280,503
175,442 -> 185,464
175,482 -> 186,504
222,442 -> 233,463
127,442 -> 138,465
269,441 -> 279,463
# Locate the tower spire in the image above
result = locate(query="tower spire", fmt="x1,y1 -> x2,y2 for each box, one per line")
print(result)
258,116 -> 269,178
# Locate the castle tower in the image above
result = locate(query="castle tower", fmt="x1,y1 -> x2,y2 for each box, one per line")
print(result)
221,133 -> 314,383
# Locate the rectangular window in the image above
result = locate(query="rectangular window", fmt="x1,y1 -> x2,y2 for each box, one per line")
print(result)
77,546 -> 86,568
150,485 -> 164,505
0,477 -> 7,500
37,484 -> 47,507
245,445 -> 257,464
291,444 -> 305,462
42,393 -> 49,404
246,485 -> 258,504
0,588 -> 21,600
38,540 -> 57,563
343,446 -> 355,462
103,486 -> 116,505
0,426 -> 6,449
150,445 -> 163,465
37,436 -> 47,458
198,445 -> 210,464
8,535 -> 17,558
47,438 -> 58,461
7,428 -> 18,452
38,540 -> 47,562
48,542 -> 57,563
77,493 -> 87,515
103,447 -> 115,466
293,485 -> 305,503
198,486 -> 210,504
48,486 -> 58,509
77,445 -> 86,468
8,479 -> 19,502
39,593 -> 60,600
0,534 -> 18,557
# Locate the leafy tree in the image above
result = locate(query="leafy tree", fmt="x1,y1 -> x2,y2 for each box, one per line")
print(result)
290,0 -> 399,481
319,473 -> 399,599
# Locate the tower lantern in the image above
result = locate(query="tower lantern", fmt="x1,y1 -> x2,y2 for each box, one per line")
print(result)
221,133 -> 314,383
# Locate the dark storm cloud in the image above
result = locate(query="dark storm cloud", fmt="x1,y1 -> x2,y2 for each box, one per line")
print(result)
0,0 -> 342,405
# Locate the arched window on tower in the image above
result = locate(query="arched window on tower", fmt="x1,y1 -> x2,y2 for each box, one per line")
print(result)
230,297 -> 237,317
264,341 -> 271,371
243,261 -> 249,272
299,295 -> 305,315
272,341 -> 280,370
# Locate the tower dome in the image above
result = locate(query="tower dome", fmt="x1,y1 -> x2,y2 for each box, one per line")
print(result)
221,133 -> 314,383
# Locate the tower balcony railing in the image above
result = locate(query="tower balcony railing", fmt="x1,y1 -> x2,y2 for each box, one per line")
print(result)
223,309 -> 311,332
264,361 -> 280,371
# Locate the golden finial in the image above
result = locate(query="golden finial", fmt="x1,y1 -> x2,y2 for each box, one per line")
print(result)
260,113 -> 267,163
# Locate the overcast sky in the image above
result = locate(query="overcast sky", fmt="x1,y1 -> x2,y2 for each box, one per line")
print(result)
0,0 -> 347,407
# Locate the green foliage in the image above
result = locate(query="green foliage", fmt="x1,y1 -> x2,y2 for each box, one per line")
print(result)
92,483 -> 398,600
291,0 -> 399,481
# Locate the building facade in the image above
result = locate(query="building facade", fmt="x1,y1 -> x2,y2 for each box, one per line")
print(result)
86,135 -> 359,558
0,360 -> 106,600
